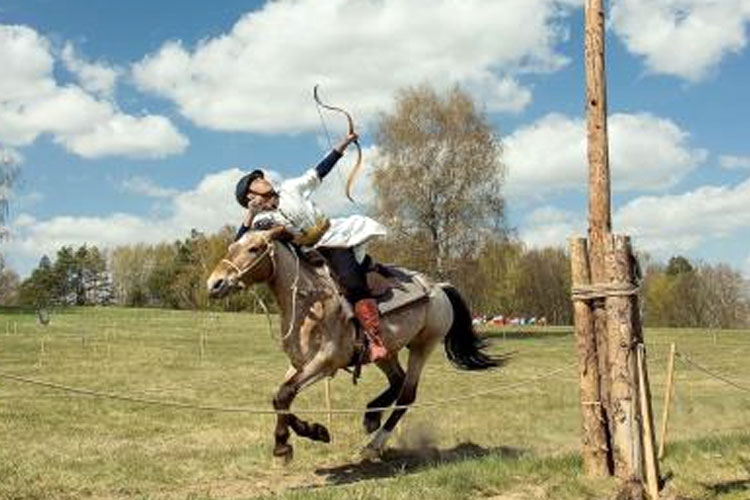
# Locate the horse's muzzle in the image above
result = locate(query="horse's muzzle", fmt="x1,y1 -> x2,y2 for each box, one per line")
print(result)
207,277 -> 230,298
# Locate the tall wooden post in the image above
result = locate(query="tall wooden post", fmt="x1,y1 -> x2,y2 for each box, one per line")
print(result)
585,0 -> 611,242
573,0 -> 660,494
584,0 -> 613,459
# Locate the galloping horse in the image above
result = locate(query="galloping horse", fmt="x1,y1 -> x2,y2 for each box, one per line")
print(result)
206,227 -> 503,461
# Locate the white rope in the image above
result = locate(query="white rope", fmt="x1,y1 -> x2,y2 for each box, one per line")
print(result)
0,362 -> 576,416
571,282 -> 640,301
282,247 -> 302,340
676,351 -> 750,394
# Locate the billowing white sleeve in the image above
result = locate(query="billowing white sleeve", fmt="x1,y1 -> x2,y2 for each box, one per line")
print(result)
281,168 -> 321,199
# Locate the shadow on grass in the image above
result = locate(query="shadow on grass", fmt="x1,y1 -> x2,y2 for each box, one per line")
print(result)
313,441 -> 525,486
703,478 -> 750,496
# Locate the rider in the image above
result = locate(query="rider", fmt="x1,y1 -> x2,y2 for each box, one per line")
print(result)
234,131 -> 389,362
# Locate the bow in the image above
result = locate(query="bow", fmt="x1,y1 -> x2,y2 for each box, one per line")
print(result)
313,84 -> 362,202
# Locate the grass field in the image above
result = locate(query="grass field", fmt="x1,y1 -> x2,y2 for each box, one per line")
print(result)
0,307 -> 748,499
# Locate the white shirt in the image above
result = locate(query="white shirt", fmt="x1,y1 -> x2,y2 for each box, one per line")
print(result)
252,168 -> 387,250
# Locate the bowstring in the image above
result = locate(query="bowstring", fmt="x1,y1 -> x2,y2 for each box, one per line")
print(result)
314,100 -> 348,197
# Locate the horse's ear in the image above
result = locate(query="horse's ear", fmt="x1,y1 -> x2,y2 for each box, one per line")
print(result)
267,225 -> 294,242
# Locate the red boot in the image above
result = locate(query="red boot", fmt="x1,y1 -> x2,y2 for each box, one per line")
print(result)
354,298 -> 388,362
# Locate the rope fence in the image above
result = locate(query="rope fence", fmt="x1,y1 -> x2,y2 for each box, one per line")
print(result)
0,362 -> 577,416
675,351 -> 750,394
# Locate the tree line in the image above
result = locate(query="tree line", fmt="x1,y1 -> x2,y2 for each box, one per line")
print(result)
1,227 -> 272,312
3,229 -> 747,329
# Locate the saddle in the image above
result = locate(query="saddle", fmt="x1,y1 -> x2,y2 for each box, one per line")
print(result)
298,249 -> 431,314
297,248 -> 431,383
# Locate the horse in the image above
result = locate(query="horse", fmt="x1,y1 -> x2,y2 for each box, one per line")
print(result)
206,227 -> 504,462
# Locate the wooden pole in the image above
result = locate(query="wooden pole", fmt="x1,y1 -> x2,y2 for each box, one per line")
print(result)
199,330 -> 205,364
585,0 -> 611,242
325,378 -> 333,429
584,0 -> 613,462
605,234 -> 641,480
658,343 -> 676,460
570,237 -> 611,476
637,344 -> 660,499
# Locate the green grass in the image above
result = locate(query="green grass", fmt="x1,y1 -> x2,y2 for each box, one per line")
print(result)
0,307 -> 748,499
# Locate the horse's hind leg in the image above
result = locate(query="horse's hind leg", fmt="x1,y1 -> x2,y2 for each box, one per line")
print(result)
363,357 -> 405,434
272,356 -> 331,462
363,342 -> 435,457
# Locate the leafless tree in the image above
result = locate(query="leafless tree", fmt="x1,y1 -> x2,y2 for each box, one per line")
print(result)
371,84 -> 506,280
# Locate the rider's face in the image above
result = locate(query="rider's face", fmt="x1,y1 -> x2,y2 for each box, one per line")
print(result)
246,178 -> 278,210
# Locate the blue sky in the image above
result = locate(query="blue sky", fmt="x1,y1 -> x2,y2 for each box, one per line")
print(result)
1,0 -> 749,277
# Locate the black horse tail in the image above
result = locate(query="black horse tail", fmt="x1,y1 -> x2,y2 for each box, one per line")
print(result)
442,284 -> 508,371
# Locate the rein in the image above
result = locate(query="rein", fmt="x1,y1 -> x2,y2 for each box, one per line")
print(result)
221,239 -> 276,283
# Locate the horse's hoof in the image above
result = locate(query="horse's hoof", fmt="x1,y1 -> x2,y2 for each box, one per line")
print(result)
311,423 -> 331,443
363,413 -> 381,434
273,443 -> 294,464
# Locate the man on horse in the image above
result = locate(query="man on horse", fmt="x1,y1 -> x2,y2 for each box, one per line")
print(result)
233,131 -> 389,361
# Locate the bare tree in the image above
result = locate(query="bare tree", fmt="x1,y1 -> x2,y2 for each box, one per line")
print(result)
372,84 -> 505,280
1,147 -> 20,241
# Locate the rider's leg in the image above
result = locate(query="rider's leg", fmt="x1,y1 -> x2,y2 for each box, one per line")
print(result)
319,247 -> 388,361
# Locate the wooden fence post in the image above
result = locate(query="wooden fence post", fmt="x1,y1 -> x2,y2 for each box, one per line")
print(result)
570,237 -> 611,476
637,344 -> 660,499
658,343 -> 676,459
325,378 -> 333,429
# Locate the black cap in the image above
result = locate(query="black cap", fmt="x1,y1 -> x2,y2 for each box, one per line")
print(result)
235,169 -> 264,207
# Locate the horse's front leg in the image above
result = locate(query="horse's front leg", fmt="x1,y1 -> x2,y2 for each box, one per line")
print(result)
272,355 -> 332,462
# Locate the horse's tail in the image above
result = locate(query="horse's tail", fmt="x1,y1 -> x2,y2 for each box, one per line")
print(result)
441,284 -> 507,371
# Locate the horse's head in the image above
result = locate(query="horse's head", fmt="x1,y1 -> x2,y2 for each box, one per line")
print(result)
206,226 -> 290,298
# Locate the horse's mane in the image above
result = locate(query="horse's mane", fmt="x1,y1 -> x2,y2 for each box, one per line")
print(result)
273,240 -> 340,295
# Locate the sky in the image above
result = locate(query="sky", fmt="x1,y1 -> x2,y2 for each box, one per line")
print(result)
1,0 -> 750,278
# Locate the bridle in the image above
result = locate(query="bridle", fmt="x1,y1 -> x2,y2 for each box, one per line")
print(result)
221,237 -> 276,284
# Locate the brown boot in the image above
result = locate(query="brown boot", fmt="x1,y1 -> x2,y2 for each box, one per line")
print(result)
354,298 -> 388,362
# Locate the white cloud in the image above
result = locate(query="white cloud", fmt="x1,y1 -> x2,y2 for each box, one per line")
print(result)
0,24 -> 187,159
132,0 -> 582,133
61,42 -> 120,98
615,177 -> 750,255
611,0 -> 750,81
58,114 -> 188,159
518,206 -> 585,249
4,168 -> 247,276
503,112 -> 706,199
121,176 -> 178,198
719,154 -> 750,170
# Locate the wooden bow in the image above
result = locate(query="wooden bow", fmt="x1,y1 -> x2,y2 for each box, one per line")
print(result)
313,84 -> 362,202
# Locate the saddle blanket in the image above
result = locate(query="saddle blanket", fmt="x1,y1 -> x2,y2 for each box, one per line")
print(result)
366,264 -> 431,316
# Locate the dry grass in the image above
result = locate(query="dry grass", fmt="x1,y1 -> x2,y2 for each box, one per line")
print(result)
0,307 -> 748,499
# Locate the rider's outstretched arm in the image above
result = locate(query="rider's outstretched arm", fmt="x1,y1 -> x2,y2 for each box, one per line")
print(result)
315,131 -> 359,180
314,149 -> 343,180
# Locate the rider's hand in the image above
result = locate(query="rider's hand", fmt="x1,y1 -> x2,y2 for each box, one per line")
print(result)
335,132 -> 359,154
